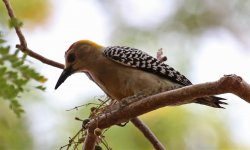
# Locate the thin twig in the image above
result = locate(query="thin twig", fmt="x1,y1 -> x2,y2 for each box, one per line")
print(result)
82,131 -> 97,150
131,118 -> 166,150
2,0 -> 27,48
2,0 -> 64,69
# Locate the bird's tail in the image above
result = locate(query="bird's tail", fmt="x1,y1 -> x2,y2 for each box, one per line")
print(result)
195,96 -> 227,108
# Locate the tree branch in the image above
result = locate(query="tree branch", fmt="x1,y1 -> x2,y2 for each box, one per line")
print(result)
131,118 -> 166,150
16,45 -> 64,69
83,131 -> 97,150
84,75 -> 250,149
2,0 -> 27,48
2,0 -> 64,69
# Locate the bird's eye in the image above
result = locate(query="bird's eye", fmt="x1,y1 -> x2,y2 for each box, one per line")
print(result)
67,53 -> 75,63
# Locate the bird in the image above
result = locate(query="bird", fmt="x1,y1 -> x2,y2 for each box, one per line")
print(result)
55,40 -> 226,108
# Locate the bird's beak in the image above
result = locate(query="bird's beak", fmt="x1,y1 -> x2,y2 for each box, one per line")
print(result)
55,66 -> 73,89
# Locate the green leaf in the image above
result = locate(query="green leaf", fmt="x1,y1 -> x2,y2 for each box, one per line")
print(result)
9,99 -> 25,118
21,53 -> 27,61
0,31 -> 47,117
14,49 -> 20,56
35,85 -> 46,91
12,60 -> 24,68
0,39 -> 6,44
8,18 -> 23,28
0,46 -> 10,54
37,76 -> 47,83
0,67 -> 7,75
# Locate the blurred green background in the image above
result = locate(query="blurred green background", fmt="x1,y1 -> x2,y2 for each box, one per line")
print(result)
0,0 -> 250,150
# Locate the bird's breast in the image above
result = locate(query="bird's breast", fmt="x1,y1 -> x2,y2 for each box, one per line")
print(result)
87,63 -> 180,101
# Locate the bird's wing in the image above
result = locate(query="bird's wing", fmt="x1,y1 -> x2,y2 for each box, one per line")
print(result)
103,46 -> 192,86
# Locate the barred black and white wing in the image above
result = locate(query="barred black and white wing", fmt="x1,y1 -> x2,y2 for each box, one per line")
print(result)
103,46 -> 192,86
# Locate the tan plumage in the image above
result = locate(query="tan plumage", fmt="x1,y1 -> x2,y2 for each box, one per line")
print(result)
55,40 -> 226,108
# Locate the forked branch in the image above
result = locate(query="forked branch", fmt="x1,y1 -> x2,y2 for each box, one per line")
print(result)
83,74 -> 250,150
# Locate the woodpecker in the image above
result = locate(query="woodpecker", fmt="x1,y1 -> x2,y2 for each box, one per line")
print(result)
55,40 -> 226,108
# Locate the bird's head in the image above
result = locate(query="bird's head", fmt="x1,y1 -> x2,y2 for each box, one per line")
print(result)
55,40 -> 103,89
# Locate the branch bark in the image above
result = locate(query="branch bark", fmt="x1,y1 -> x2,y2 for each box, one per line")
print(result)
83,75 -> 250,149
96,75 -> 249,129
83,131 -> 97,150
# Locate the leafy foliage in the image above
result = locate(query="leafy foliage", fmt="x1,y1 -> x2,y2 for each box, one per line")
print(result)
0,33 -> 47,117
